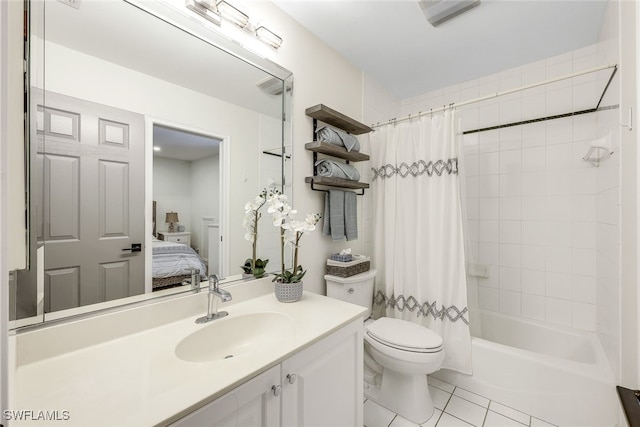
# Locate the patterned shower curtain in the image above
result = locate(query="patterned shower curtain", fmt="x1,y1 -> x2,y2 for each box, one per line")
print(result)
369,110 -> 472,374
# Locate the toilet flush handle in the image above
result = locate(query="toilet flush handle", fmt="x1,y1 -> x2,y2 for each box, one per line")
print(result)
348,288 -> 354,294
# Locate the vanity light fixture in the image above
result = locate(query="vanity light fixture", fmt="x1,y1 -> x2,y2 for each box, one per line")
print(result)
255,26 -> 283,49
185,0 -> 222,26
166,212 -> 180,233
184,0 -> 283,49
216,1 -> 249,28
153,146 -> 162,152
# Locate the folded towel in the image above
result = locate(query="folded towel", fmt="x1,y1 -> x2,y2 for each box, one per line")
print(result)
344,190 -> 357,241
316,127 -> 360,152
315,159 -> 360,181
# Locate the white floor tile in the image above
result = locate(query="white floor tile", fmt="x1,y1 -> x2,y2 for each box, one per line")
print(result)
435,412 -> 475,427
488,402 -> 530,426
364,399 -> 396,427
484,411 -> 527,427
531,417 -> 557,427
444,396 -> 487,427
389,414 -> 420,427
453,388 -> 490,408
422,409 -> 442,427
428,376 -> 456,393
430,385 -> 452,410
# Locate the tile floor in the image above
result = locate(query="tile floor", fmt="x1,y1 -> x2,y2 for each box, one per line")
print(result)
364,376 -> 558,427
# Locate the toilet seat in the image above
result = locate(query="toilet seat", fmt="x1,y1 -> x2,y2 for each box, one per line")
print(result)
366,317 -> 443,353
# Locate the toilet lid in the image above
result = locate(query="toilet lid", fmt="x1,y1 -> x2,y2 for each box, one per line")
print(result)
366,317 -> 443,351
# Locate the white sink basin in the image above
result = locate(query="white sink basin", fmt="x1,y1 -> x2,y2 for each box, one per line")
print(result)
175,312 -> 295,362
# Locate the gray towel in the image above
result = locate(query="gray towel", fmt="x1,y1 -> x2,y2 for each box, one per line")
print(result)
315,159 -> 360,181
316,127 -> 360,152
344,191 -> 357,241
323,190 -> 357,241
323,190 -> 344,240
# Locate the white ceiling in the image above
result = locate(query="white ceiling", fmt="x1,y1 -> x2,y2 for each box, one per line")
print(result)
272,0 -> 609,99
153,125 -> 220,162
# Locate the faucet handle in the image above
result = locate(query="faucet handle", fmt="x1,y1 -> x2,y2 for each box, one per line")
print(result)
209,274 -> 220,291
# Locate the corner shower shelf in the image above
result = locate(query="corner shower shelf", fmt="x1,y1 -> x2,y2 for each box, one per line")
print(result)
305,104 -> 372,195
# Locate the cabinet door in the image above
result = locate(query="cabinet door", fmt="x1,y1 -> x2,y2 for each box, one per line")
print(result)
171,365 -> 281,427
282,320 -> 363,427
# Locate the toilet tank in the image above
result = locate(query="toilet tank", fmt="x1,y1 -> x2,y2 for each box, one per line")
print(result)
325,269 -> 376,318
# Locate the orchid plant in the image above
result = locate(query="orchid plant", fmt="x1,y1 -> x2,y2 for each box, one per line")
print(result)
242,187 -> 276,278
266,189 -> 321,283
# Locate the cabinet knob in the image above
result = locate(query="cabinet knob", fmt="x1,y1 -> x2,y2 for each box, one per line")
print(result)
286,373 -> 297,384
271,385 -> 282,396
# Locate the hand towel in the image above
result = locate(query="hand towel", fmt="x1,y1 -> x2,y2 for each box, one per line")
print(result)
344,190 -> 357,241
315,159 -> 361,181
323,190 -> 345,240
323,190 -> 357,241
316,126 -> 360,152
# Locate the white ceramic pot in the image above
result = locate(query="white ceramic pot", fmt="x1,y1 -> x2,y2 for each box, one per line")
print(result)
274,280 -> 303,303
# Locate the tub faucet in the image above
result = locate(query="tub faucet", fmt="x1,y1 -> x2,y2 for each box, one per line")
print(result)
196,274 -> 231,324
183,268 -> 204,292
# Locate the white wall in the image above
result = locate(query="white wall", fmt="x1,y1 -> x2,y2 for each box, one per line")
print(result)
594,0 -> 623,382
615,0 -> 639,390
153,157 -> 192,233
241,1 -> 366,294
190,154 -> 219,258
153,154 -> 219,260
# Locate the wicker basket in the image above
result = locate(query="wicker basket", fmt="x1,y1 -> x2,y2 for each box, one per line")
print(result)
274,280 -> 303,303
326,260 -> 370,278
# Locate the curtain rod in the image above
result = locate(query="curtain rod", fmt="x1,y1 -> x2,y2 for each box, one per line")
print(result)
372,63 -> 618,129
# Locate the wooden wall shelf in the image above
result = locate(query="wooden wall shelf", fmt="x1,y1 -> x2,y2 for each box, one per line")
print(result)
305,104 -> 372,194
305,176 -> 370,190
305,104 -> 373,135
304,141 -> 370,162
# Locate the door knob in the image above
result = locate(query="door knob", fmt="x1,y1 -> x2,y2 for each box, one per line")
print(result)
271,385 -> 282,396
121,243 -> 142,253
286,373 -> 297,384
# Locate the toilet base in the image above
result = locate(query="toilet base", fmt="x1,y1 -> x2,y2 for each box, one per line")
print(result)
373,369 -> 435,424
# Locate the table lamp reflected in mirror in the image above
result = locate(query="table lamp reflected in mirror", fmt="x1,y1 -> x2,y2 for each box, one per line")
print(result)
165,212 -> 179,233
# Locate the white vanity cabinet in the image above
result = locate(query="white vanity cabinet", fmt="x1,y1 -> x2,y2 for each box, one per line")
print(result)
170,319 -> 363,427
171,365 -> 281,427
281,319 -> 363,427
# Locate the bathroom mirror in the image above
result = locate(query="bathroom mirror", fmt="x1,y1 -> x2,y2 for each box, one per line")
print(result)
11,0 -> 293,325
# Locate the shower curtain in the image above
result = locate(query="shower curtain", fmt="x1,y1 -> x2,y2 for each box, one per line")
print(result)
370,110 -> 472,375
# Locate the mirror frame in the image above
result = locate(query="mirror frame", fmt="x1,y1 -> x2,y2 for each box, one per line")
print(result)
12,0 -> 293,329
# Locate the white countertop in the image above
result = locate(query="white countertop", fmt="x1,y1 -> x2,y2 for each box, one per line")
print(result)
10,285 -> 367,426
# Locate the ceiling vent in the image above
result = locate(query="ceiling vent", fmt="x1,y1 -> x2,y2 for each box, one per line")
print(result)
419,0 -> 481,27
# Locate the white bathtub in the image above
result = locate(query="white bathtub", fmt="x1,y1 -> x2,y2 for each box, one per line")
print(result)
431,309 -> 618,427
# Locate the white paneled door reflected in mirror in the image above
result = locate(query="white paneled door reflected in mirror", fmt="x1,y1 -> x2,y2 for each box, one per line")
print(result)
12,0 -> 293,325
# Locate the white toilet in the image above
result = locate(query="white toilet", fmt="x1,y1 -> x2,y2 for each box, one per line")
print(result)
325,269 -> 445,424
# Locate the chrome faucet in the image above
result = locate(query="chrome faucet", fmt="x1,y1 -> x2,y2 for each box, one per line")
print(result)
196,274 -> 231,324
183,268 -> 204,292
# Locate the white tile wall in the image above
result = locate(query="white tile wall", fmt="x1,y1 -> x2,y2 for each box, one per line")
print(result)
396,43 -> 619,333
